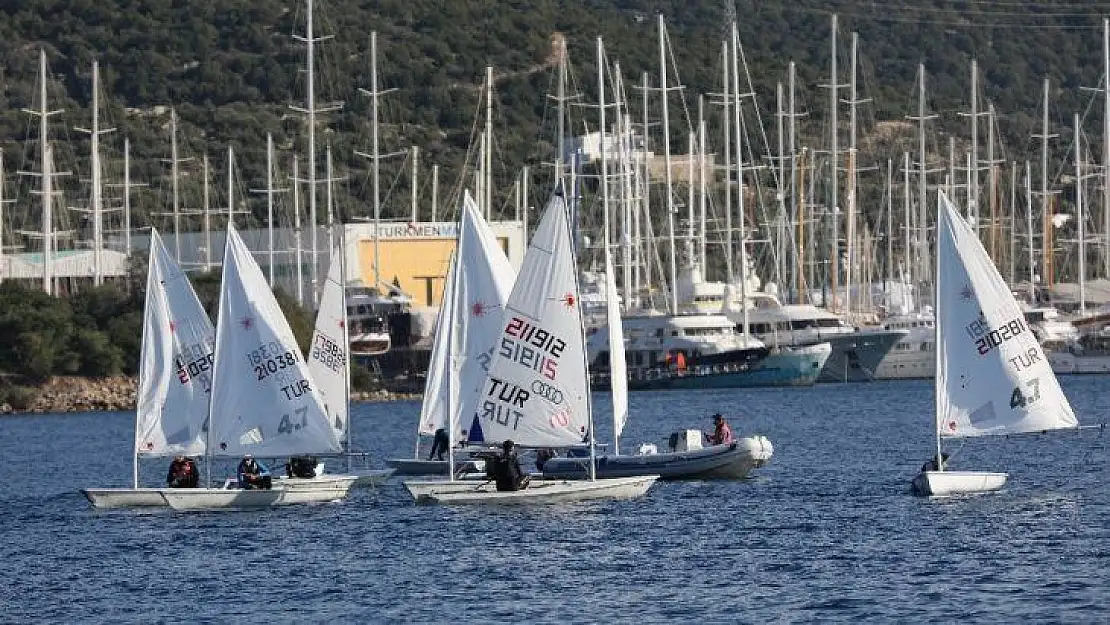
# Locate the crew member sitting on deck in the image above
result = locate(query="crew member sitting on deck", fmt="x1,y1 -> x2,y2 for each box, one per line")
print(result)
429,427 -> 450,461
705,413 -> 734,445
285,455 -> 317,479
166,455 -> 199,488
920,452 -> 950,473
237,454 -> 272,490
492,440 -> 531,492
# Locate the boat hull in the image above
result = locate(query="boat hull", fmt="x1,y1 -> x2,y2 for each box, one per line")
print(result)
603,343 -> 830,391
384,457 -> 485,476
82,488 -> 173,509
416,475 -> 659,505
402,475 -> 547,499
1047,351 -> 1110,375
817,330 -> 907,383
541,437 -> 773,480
911,470 -> 1008,497
161,475 -> 357,510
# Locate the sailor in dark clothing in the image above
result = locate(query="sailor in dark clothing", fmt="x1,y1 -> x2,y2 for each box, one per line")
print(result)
920,452 -> 950,473
492,440 -> 531,492
166,455 -> 199,488
429,428 -> 450,461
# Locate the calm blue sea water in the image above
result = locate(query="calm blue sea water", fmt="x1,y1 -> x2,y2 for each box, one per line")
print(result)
1,377 -> 1108,623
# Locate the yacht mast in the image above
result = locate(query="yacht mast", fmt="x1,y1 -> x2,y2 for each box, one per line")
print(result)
74,61 -> 115,286
293,155 -> 305,306
731,21 -> 750,338
1076,113 -> 1086,313
827,14 -> 840,311
203,154 -> 211,270
598,37 -> 610,257
658,15 -> 678,314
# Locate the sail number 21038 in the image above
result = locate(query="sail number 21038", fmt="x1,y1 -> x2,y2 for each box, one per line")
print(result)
247,341 -> 300,381
1009,377 -> 1041,409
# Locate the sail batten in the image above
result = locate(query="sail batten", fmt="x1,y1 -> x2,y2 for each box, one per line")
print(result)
935,191 -> 1077,439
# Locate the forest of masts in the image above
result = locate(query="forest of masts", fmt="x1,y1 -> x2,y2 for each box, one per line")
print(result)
3,6 -> 1109,317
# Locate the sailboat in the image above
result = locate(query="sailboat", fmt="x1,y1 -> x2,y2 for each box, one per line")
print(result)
911,191 -> 1080,497
83,229 -> 215,509
388,192 -> 516,478
541,248 -> 774,481
306,239 -> 393,487
160,226 -> 356,510
413,191 -> 658,505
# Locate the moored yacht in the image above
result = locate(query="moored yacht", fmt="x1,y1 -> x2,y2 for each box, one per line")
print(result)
873,310 -> 935,380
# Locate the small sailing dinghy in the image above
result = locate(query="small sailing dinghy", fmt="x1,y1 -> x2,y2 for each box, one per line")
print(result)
161,226 -> 356,511
83,229 -> 215,509
395,193 -> 520,492
911,191 -> 1080,497
413,190 -> 658,505
541,248 -> 773,481
306,240 -> 393,487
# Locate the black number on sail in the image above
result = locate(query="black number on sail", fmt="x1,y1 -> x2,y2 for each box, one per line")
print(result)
1009,377 -> 1041,410
277,407 -> 309,435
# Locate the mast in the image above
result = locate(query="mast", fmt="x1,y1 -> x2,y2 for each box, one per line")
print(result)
905,64 -> 937,305
306,0 -> 319,302
598,37 -> 610,256
1027,161 -> 1035,300
410,146 -> 419,222
775,83 -> 786,291
74,61 -> 116,286
721,42 -> 733,282
828,14 -> 840,310
171,109 -> 182,262
699,95 -> 708,276
1009,161 -> 1017,285
123,140 -> 132,257
640,72 -> 651,300
1105,18 -> 1110,278
659,15 -> 678,314
732,21 -> 750,338
1035,78 -> 1057,292
485,66 -> 493,220
19,50 -> 63,294
845,31 -> 859,317
356,32 -> 387,292
203,154 -> 211,270
226,146 -> 235,230
431,164 -> 439,222
293,155 -> 305,306
340,223 -> 352,473
903,152 -> 912,290
267,135 -> 276,286
968,59 -> 980,238
788,62 -> 799,300
933,193 -> 943,472
886,158 -> 893,298
988,103 -> 998,261
1076,113 -> 1086,313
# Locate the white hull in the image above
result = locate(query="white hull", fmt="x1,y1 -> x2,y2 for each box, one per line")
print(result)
911,470 -> 1008,497
402,475 -> 548,499
162,475 -> 357,510
541,437 -> 773,481
83,488 -> 173,509
1047,351 -> 1110,375
384,457 -> 486,476
416,475 -> 659,505
874,349 -> 935,380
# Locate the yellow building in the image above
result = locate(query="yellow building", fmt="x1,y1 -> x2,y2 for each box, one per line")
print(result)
343,221 -> 526,308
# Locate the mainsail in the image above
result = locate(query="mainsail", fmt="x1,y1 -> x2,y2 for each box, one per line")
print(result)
208,226 -> 342,458
419,191 -> 516,439
307,246 -> 349,439
935,191 -> 1077,438
134,228 -> 214,457
604,248 -> 628,451
460,192 -> 590,447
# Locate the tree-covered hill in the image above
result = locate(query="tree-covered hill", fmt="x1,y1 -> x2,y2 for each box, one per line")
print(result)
0,1 -> 1105,266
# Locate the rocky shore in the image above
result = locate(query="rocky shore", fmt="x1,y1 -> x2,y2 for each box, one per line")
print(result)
0,376 -> 421,415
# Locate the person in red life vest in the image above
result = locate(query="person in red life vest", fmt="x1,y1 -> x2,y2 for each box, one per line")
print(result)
675,351 -> 687,372
705,413 -> 734,445
166,455 -> 199,488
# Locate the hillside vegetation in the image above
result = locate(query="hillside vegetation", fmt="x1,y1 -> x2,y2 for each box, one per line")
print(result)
0,0 -> 1103,232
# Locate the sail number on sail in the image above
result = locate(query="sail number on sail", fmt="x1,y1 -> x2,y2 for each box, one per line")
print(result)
175,342 -> 214,391
499,316 -> 566,380
965,314 -> 1027,356
248,341 -> 300,380
1009,377 -> 1041,409
310,333 -> 346,373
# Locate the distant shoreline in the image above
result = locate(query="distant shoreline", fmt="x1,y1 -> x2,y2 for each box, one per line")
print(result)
0,375 -> 420,415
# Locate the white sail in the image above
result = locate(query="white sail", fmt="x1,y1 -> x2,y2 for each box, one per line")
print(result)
419,191 -> 516,438
461,192 -> 589,447
209,226 -> 342,458
936,191 -> 1077,438
135,229 -> 215,457
307,246 -> 349,439
604,248 -> 628,447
